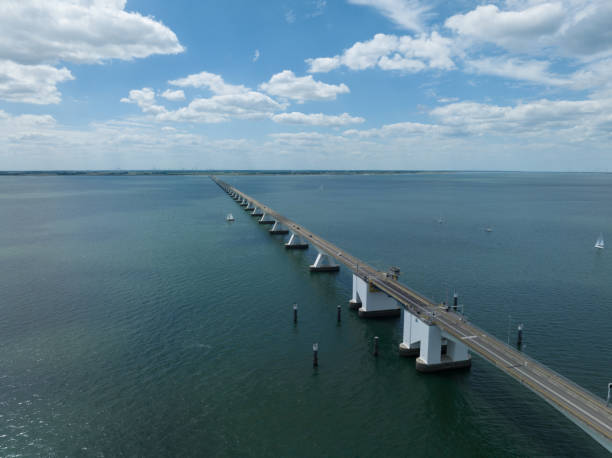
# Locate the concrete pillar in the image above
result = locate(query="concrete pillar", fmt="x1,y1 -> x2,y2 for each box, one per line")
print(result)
258,213 -> 275,224
309,251 -> 339,272
251,207 -> 263,217
399,311 -> 471,371
399,309 -> 421,356
285,232 -> 308,249
270,221 -> 289,234
244,202 -> 253,211
349,274 -> 362,310
351,274 -> 400,318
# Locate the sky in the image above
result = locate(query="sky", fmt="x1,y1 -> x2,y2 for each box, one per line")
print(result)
1,0 -> 611,171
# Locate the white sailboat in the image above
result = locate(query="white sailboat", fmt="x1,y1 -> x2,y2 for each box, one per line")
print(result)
226,213 -> 234,221
594,233 -> 604,249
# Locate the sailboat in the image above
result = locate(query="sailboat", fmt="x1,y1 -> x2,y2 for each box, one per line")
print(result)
226,213 -> 235,222
594,233 -> 604,249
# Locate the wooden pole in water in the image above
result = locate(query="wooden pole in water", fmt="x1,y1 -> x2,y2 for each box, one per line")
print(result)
313,343 -> 318,367
337,305 -> 341,323
293,303 -> 298,324
373,336 -> 379,356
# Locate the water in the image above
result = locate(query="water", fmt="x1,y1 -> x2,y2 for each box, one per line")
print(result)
0,173 -> 610,457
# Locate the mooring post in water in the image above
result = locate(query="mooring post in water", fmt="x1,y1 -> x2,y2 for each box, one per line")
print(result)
313,343 -> 319,367
517,323 -> 523,347
337,305 -> 341,323
607,383 -> 611,407
293,303 -> 298,324
373,336 -> 379,356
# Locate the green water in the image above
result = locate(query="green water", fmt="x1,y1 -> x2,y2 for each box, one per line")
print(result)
0,173 -> 610,456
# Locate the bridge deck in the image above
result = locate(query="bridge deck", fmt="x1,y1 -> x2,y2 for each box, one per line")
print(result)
213,177 -> 612,451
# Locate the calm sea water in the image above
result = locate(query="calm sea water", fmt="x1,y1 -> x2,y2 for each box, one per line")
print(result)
0,173 -> 610,457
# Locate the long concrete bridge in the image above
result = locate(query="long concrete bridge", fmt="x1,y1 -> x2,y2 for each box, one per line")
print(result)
212,176 -> 612,452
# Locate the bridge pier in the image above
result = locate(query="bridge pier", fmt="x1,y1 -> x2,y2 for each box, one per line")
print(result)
400,310 -> 471,371
259,213 -> 275,224
309,251 -> 339,272
285,232 -> 309,249
269,221 -> 289,234
251,206 -> 263,217
351,274 -> 400,318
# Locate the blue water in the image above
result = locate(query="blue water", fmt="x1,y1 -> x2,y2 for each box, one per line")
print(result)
0,173 -> 610,456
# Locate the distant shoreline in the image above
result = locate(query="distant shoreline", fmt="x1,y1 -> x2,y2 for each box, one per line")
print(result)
0,170 -> 449,176
0,170 -> 601,176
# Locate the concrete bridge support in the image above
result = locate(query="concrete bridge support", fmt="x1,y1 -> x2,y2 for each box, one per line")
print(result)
258,213 -> 275,224
399,310 -> 471,371
285,232 -> 309,249
350,274 -> 400,318
251,207 -> 263,217
309,251 -> 339,272
269,221 -> 289,234
244,202 -> 253,211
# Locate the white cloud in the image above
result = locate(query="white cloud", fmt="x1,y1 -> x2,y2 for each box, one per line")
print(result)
157,91 -> 286,123
430,97 -> 612,139
466,57 -> 568,86
285,9 -> 296,24
0,110 -> 56,130
378,55 -> 426,71
306,57 -> 342,73
337,94 -> 612,144
341,33 -> 400,70
0,60 -> 74,104
347,0 -> 429,32
253,49 -> 260,62
560,0 -> 612,57
309,0 -> 327,18
306,32 -> 455,73
0,0 -> 184,65
169,71 -> 249,95
445,3 -> 564,51
259,70 -> 349,102
121,88 -> 166,114
161,89 -> 185,101
0,114 -> 262,170
570,58 -> 612,93
445,1 -> 612,58
272,112 -> 365,126
343,121 -> 441,138
0,0 -> 183,105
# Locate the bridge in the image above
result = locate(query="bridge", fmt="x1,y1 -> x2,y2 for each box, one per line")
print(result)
212,176 -> 612,452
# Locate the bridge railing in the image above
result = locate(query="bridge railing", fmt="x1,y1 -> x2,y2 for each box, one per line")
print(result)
460,317 -> 607,405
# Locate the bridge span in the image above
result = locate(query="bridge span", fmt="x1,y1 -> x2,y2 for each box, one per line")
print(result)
212,176 -> 612,452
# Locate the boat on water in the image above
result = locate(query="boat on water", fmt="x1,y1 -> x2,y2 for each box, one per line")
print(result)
485,227 -> 493,233
226,213 -> 235,221
594,233 -> 604,249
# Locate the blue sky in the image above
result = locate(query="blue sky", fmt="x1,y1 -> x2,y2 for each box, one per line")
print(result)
0,0 -> 611,171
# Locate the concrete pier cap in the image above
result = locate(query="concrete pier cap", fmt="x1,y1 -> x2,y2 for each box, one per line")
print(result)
309,251 -> 340,272
270,221 -> 289,234
285,232 -> 308,249
400,309 -> 471,372
351,274 -> 400,318
259,213 -> 275,224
